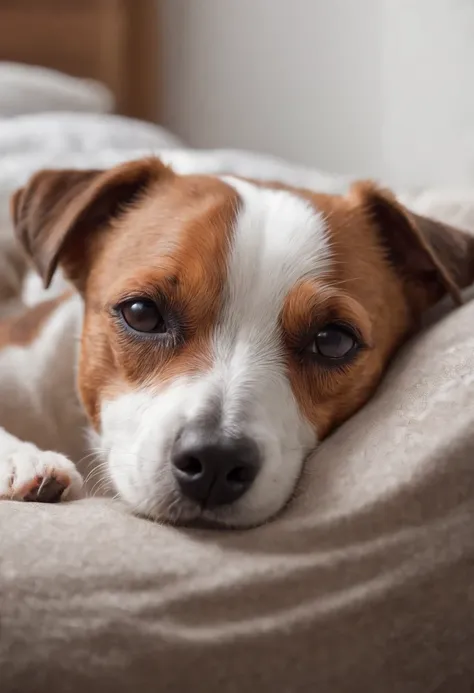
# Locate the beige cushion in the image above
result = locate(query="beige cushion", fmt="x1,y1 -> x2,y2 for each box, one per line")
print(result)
1,286 -> 474,692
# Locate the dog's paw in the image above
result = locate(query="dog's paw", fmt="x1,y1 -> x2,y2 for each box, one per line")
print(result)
0,444 -> 83,502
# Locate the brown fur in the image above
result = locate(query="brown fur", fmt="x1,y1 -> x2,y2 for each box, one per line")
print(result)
77,173 -> 239,426
281,192 -> 409,438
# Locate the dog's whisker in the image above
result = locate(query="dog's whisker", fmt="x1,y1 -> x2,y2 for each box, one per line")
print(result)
90,477 -> 112,497
83,465 -> 108,486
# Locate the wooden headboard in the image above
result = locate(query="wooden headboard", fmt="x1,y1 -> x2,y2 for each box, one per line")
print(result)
0,0 -> 159,122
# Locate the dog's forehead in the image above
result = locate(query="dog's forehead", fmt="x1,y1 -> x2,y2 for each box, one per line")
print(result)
150,173 -> 330,266
103,174 -> 333,302
221,176 -> 331,298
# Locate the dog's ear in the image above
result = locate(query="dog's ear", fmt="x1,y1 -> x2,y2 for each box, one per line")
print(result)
350,181 -> 474,313
11,158 -> 171,290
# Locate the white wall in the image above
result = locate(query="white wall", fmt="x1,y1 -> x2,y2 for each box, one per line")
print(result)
382,0 -> 474,187
160,0 -> 474,187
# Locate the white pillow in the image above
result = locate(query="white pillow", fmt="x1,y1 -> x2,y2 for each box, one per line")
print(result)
0,62 -> 114,116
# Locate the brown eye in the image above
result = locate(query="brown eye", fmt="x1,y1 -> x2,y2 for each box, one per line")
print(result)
119,299 -> 166,333
308,324 -> 358,361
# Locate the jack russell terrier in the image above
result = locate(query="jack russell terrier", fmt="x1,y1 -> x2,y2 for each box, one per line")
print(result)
0,158 -> 473,528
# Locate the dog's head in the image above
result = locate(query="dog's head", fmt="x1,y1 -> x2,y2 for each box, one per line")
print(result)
11,159 -> 474,527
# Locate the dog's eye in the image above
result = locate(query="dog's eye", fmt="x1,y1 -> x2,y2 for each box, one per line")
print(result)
307,324 -> 359,362
119,299 -> 166,333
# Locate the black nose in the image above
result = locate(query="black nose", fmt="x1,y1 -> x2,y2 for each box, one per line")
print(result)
171,431 -> 261,507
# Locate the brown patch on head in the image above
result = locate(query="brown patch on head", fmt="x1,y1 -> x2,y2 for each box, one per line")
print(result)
11,160 -> 240,428
280,182 -> 474,439
77,174 -> 239,427
0,292 -> 72,350
280,189 -> 407,439
282,280 -> 375,438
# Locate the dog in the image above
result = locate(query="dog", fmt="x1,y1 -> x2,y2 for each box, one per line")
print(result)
0,158 -> 472,528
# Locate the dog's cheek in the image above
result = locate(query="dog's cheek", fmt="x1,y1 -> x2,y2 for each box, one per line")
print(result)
77,325 -> 119,430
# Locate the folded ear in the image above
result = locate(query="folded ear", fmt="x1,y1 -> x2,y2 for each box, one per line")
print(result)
351,181 -> 474,312
11,158 -> 170,290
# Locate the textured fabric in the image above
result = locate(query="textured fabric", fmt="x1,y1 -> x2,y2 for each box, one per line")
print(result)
1,296 -> 473,692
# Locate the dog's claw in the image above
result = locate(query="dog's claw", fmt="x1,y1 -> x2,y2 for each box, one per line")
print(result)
24,476 -> 66,503
0,446 -> 83,503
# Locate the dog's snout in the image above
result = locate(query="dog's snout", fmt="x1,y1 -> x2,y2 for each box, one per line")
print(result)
171,431 -> 261,507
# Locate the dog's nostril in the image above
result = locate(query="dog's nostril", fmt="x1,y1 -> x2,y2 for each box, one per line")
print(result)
175,455 -> 203,478
226,465 -> 253,486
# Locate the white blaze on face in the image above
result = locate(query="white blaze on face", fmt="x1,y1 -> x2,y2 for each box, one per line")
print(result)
101,178 -> 332,526
205,177 -> 331,522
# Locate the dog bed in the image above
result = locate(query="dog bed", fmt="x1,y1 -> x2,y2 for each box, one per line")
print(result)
0,112 -> 473,692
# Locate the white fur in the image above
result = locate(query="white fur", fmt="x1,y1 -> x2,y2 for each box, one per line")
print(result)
0,292 -> 86,500
22,267 -> 70,307
101,180 -> 332,526
0,293 -> 85,455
